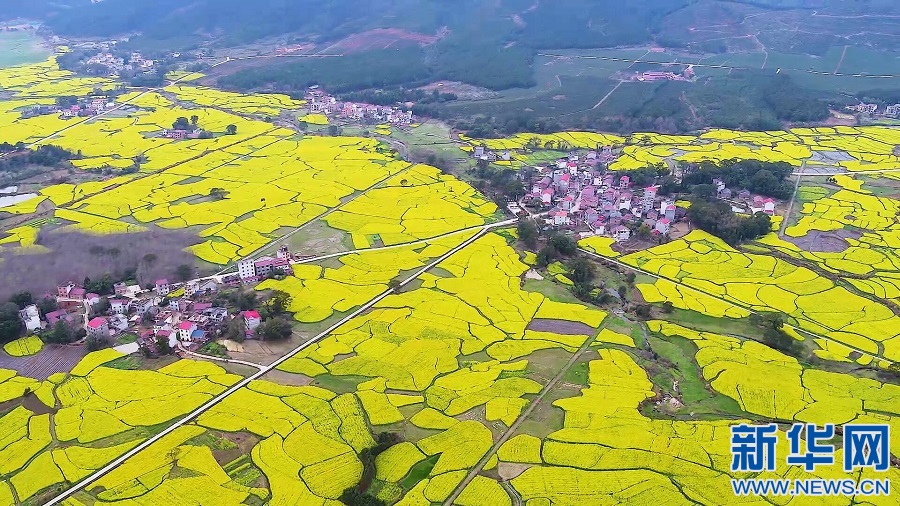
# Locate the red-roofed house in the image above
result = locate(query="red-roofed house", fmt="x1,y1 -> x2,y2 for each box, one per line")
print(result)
763,198 -> 775,215
541,188 -> 553,205
242,310 -> 261,332
87,317 -> 109,337
45,309 -> 72,325
177,321 -> 197,342
655,218 -> 671,235
69,287 -> 86,301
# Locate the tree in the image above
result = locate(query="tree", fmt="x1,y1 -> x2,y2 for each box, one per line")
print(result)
190,114 -> 199,127
634,304 -> 652,318
625,272 -> 636,284
175,264 -> 193,282
0,303 -> 23,342
265,290 -> 293,315
172,117 -> 191,130
257,318 -> 293,341
156,335 -> 172,355
549,234 -> 577,256
37,297 -> 58,318
9,292 -> 33,310
570,258 -> 595,284
517,219 -> 538,249
226,317 -> 246,343
46,320 -> 74,344
86,332 -> 108,352
535,246 -> 555,268
225,124 -> 237,135
662,301 -> 675,313
617,285 -> 628,300
572,282 -> 593,302
297,120 -> 309,131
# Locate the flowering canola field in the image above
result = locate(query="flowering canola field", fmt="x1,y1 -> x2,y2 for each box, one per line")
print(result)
463,126 -> 900,172
4,55 -> 900,505
0,57 -> 497,265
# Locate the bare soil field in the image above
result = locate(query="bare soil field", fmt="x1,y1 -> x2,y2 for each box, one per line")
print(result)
526,318 -> 597,336
316,28 -> 440,54
0,345 -> 86,380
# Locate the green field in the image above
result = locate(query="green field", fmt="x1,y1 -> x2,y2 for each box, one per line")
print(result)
0,31 -> 49,68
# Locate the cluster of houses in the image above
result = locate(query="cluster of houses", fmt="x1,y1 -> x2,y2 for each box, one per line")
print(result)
237,246 -> 294,282
626,66 -> 695,83
85,51 -> 156,78
845,103 -> 900,117
520,153 -> 777,243
305,90 -> 415,125
161,128 -> 205,140
17,275 -> 246,353
22,96 -> 120,120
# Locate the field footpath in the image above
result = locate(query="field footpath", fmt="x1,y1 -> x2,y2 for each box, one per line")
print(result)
45,220 -> 517,505
443,320 -> 605,505
579,248 -> 893,365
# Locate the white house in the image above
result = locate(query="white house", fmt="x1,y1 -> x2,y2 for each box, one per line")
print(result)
19,305 -> 42,333
155,279 -> 170,296
177,321 -> 197,342
109,299 -> 130,314
238,259 -> 256,281
243,311 -> 261,332
87,317 -> 109,338
655,218 -> 671,235
612,226 -> 631,242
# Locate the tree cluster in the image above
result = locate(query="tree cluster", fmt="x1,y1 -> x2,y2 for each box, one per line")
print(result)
536,234 -> 577,268
681,159 -> 794,200
687,199 -> 773,246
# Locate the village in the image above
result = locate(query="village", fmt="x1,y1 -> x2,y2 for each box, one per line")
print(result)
20,90 -> 127,120
13,245 -> 298,361
304,88 -> 415,126
489,147 -> 778,244
845,102 -> 900,118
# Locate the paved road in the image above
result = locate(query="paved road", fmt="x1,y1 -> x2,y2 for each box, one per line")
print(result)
45,220 -> 512,505
579,248 -> 892,364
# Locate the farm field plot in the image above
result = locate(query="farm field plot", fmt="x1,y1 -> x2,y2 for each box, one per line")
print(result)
0,57 -> 501,266
58,232 -> 612,506
647,320 -> 900,449
604,230 -> 900,362
6,53 -> 900,506
0,352 -> 243,503
255,230 -> 479,323
462,126 -> 900,172
500,346 -> 900,506
755,175 -> 900,308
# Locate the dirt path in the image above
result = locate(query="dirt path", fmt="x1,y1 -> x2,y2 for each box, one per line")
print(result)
443,328 -> 601,505
215,163 -> 419,275
578,248 -> 891,365
781,161 -> 805,238
833,45 -> 849,74
592,80 -> 623,110
680,91 -> 699,123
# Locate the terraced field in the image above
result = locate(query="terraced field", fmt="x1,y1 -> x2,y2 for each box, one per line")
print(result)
0,55 -> 898,505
